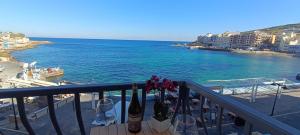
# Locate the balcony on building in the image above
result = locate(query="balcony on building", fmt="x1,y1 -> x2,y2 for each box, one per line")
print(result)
0,80 -> 300,135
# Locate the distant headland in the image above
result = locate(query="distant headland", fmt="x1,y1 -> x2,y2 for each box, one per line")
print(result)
0,32 -> 51,61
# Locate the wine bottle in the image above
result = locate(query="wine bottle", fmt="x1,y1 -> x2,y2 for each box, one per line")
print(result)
128,83 -> 142,133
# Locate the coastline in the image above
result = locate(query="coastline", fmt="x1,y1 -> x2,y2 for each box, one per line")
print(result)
184,44 -> 295,58
231,49 -> 294,57
0,40 -> 52,85
0,40 -> 52,62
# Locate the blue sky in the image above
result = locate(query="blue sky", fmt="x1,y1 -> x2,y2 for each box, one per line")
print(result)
0,0 -> 299,41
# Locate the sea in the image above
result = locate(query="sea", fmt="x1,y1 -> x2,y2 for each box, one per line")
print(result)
11,37 -> 300,85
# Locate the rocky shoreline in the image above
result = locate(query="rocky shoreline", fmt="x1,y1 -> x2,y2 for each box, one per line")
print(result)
0,40 -> 51,62
0,40 -> 52,86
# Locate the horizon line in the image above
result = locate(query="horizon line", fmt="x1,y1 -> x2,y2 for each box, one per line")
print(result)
28,36 -> 192,42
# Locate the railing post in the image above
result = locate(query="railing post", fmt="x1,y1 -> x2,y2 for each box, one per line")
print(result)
91,93 -> 96,110
141,88 -> 146,121
72,100 -> 75,111
74,93 -> 85,135
16,97 -> 35,135
271,85 -> 281,116
250,84 -> 255,103
216,106 -> 224,135
171,82 -> 191,124
161,89 -> 165,102
254,83 -> 258,102
171,82 -> 186,124
182,87 -> 187,131
11,98 -> 19,130
47,95 -> 62,135
121,89 -> 126,123
99,91 -> 104,100
199,95 -> 208,135
171,96 -> 181,124
244,121 -> 253,135
181,84 -> 187,115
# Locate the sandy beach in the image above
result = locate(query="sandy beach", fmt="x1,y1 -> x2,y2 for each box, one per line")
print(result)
231,49 -> 294,57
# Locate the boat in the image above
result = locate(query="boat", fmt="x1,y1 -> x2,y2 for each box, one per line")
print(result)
173,43 -> 187,47
22,61 -> 64,80
58,80 -> 80,85
40,67 -> 64,79
297,74 -> 300,81
188,46 -> 202,50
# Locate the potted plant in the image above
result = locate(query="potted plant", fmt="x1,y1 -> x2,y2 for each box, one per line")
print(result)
145,75 -> 178,133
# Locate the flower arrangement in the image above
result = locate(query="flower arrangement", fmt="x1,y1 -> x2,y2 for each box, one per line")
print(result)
145,75 -> 177,93
145,75 -> 178,121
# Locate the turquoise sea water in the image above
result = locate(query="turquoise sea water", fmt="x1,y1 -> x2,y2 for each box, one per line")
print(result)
12,37 -> 300,84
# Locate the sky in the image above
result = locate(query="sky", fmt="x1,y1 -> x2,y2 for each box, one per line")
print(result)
0,0 -> 299,41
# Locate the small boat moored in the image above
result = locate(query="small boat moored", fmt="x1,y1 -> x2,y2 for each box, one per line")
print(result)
40,67 -> 64,79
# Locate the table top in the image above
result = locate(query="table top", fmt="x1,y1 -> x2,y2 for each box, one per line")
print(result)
90,121 -> 173,135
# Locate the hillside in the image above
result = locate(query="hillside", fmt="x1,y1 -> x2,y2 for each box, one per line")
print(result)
254,23 -> 300,35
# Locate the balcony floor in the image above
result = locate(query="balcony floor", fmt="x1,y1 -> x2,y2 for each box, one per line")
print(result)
228,89 -> 300,130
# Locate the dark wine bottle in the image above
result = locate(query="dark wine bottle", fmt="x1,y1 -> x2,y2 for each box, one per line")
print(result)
128,83 -> 142,133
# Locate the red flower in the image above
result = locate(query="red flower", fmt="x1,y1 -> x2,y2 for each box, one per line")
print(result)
168,82 -> 176,91
145,75 -> 178,93
145,80 -> 152,93
151,75 -> 159,81
154,82 -> 159,89
162,79 -> 169,89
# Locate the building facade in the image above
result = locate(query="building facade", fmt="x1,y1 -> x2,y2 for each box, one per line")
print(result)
197,32 -> 239,48
229,31 -> 272,49
276,32 -> 300,53
195,30 -> 300,53
0,32 -> 30,49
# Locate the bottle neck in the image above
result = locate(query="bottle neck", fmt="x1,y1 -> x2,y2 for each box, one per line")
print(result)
131,89 -> 139,101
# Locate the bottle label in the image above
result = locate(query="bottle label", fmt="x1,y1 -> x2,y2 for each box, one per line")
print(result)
128,114 -> 141,131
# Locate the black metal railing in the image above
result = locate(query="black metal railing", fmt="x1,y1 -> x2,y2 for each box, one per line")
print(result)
0,81 -> 299,135
0,82 -> 148,135
185,81 -> 300,135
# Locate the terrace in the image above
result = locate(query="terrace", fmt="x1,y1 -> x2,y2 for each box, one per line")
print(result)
0,80 -> 299,135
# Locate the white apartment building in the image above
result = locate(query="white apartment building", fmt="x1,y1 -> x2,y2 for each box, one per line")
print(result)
276,32 -> 300,53
197,32 -> 239,48
230,31 -> 271,49
212,32 -> 240,48
197,33 -> 213,44
16,37 -> 30,44
0,32 -> 30,49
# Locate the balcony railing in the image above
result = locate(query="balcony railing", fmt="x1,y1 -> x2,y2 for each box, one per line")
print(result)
0,80 -> 299,135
